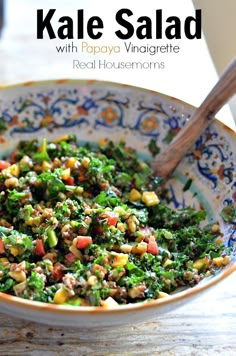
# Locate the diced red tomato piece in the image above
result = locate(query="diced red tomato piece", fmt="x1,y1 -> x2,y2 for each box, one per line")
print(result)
100,182 -> 109,190
147,236 -> 159,255
77,235 -> 93,249
10,151 -> 17,163
0,160 -> 11,170
65,252 -> 76,264
51,262 -> 65,281
78,167 -> 88,182
64,176 -> 75,185
100,212 -> 119,226
0,238 -> 5,254
34,238 -> 46,256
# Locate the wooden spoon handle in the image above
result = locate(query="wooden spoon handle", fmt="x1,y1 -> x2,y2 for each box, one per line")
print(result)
152,58 -> 236,178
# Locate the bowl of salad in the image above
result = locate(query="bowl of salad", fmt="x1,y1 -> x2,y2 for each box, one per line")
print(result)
0,79 -> 235,327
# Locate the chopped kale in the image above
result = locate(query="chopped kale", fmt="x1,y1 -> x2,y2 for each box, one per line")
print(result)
0,137 -> 231,307
148,138 -> 160,157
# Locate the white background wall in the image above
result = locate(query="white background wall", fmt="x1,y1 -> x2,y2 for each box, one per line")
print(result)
193,0 -> 236,124
0,0 -> 235,129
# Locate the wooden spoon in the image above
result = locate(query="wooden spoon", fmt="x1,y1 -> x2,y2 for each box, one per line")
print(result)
152,58 -> 236,179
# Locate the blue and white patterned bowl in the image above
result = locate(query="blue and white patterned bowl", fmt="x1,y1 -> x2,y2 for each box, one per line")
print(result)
0,79 -> 235,327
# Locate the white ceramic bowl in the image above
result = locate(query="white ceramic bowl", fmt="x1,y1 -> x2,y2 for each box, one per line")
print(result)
0,79 -> 235,327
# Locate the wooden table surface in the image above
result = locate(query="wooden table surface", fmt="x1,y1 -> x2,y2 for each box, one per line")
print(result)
0,271 -> 235,355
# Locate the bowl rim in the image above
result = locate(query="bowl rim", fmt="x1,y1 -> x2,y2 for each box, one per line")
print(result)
0,78 -> 235,315
0,262 -> 235,315
0,78 -> 235,134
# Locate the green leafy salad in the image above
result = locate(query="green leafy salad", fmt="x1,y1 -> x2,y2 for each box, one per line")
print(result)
0,135 -> 230,307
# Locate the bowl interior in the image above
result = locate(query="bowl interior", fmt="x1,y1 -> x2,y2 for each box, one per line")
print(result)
0,79 -> 235,326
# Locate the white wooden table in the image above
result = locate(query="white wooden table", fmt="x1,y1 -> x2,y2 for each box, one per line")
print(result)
0,1 -> 235,354
0,273 -> 235,355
